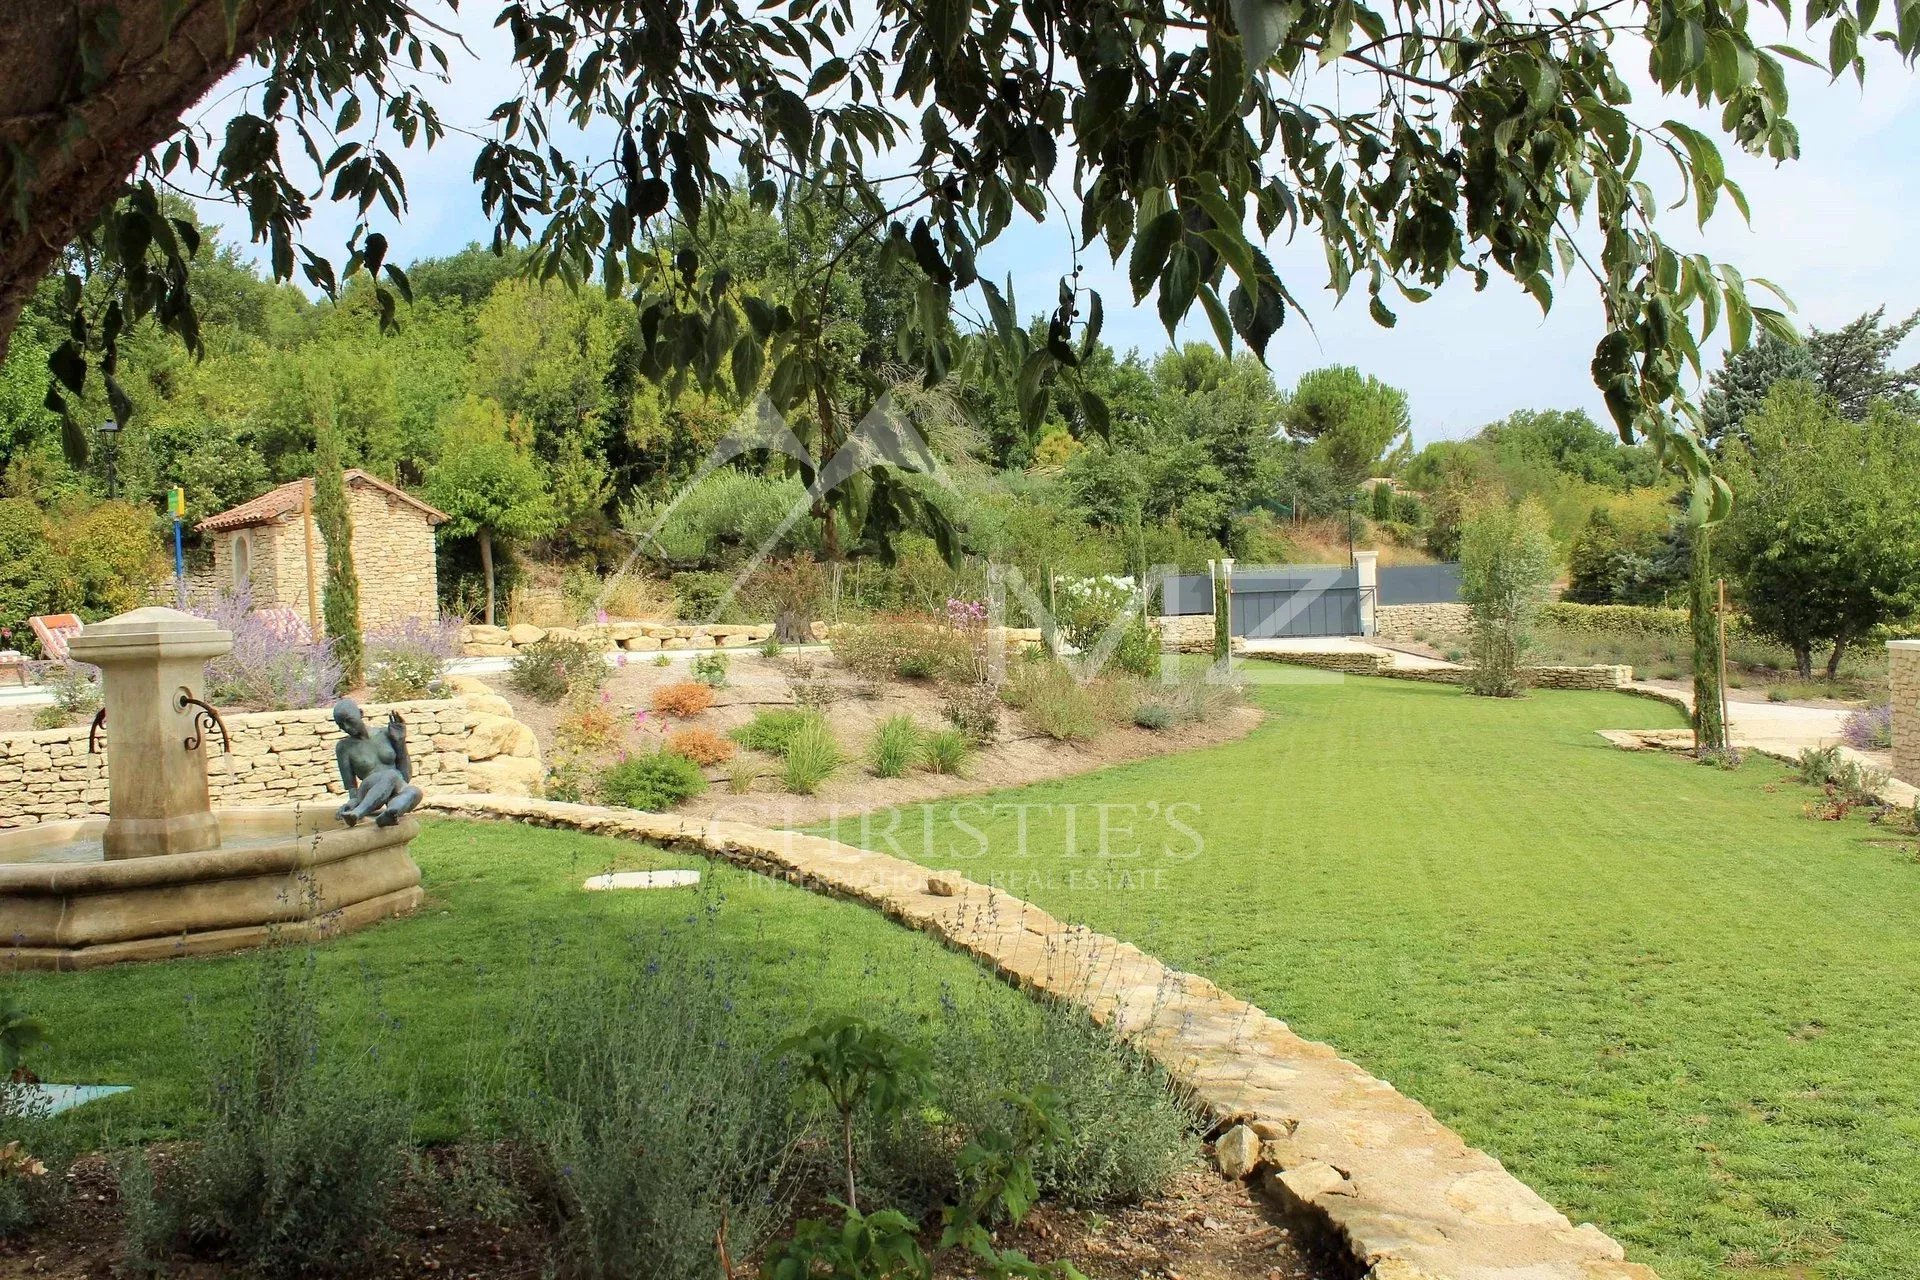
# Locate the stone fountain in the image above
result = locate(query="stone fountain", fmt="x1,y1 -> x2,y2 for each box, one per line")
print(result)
0,608 -> 424,970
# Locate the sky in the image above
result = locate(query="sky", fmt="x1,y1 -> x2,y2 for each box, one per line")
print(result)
187,6 -> 1920,447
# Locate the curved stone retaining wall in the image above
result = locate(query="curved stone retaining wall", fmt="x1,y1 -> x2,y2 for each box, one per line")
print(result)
423,794 -> 1656,1280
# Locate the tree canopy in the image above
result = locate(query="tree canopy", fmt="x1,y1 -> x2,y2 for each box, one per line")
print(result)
6,0 -> 1907,517
1721,379 -> 1920,677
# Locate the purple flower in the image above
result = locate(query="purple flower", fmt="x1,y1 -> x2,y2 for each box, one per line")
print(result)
1842,702 -> 1893,752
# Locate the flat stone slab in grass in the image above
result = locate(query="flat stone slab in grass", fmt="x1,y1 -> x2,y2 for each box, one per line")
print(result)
18,1084 -> 130,1115
582,869 -> 702,891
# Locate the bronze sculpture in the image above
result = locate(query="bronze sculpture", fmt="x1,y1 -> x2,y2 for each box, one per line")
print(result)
332,698 -> 422,827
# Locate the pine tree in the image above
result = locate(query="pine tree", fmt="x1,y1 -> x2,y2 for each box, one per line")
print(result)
312,416 -> 363,687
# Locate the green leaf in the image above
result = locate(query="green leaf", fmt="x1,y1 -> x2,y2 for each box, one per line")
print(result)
1198,284 -> 1234,351
1157,243 -> 1201,336
1230,0 -> 1300,74
1129,210 -> 1182,303
732,334 -> 765,393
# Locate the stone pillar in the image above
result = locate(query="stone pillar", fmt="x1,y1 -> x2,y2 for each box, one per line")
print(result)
1353,550 -> 1379,637
1891,640 -> 1920,785
68,608 -> 234,860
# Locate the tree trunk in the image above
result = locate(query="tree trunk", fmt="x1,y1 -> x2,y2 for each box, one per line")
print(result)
1794,644 -> 1813,681
1688,521 -> 1727,752
1826,637 -> 1847,680
479,530 -> 496,627
0,1 -> 317,355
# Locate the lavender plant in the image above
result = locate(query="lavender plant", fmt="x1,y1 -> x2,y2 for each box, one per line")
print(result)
190,592 -> 343,711
1842,703 -> 1894,753
364,616 -> 461,701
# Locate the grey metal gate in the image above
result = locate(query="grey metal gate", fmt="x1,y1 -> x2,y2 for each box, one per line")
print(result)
1159,564 -> 1371,637
1231,566 -> 1364,638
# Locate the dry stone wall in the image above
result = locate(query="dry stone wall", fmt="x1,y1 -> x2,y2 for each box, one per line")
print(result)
0,680 -> 543,829
1246,651 -> 1632,689
462,620 -> 788,657
1893,641 -> 1920,785
1375,602 -> 1471,641
1154,614 -> 1215,652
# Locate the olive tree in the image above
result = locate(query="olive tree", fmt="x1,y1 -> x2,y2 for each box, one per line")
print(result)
1458,499 -> 1557,698
1,0 -> 1908,514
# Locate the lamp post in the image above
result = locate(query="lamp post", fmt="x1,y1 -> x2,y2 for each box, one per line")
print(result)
98,419 -> 122,499
1345,493 -> 1356,565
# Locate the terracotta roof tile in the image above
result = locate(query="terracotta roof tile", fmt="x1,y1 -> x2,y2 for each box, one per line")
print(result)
196,469 -> 448,533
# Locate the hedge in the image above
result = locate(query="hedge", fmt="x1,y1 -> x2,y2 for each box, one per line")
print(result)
1538,601 -> 1756,642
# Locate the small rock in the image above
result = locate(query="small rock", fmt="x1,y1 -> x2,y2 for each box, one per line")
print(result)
1214,1123 -> 1262,1180
926,872 -> 963,896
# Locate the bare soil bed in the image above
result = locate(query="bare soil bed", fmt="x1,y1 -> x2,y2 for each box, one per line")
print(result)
495,652 -> 1262,827
0,1153 -> 1338,1280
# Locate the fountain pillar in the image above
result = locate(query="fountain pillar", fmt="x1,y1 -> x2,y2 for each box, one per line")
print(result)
67,608 -> 233,860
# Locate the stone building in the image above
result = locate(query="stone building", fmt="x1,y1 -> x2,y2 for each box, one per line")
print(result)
197,470 -> 448,633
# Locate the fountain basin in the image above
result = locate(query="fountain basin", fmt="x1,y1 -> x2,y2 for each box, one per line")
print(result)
0,806 -> 424,971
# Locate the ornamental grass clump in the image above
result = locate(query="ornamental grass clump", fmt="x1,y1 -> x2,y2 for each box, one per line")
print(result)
919,727 -> 972,775
780,717 -> 844,794
732,708 -> 816,754
867,715 -> 924,778
1002,660 -> 1100,743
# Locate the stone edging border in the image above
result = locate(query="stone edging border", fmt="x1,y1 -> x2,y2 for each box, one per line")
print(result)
1605,685 -> 1917,808
421,793 -> 1656,1280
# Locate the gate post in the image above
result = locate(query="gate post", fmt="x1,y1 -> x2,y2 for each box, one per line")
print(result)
1892,640 -> 1920,785
1353,550 -> 1379,637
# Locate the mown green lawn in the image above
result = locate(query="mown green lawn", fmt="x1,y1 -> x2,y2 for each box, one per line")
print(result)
821,671 -> 1920,1280
6,822 -> 1038,1145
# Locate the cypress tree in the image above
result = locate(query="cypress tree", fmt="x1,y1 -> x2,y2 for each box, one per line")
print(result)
1688,517 -> 1727,754
312,416 -> 363,687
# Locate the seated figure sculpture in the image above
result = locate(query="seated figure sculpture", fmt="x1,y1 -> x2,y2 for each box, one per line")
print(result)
332,699 -> 423,827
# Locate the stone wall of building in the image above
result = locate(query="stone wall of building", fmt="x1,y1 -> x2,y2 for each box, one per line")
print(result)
0,679 -> 543,830
1375,602 -> 1472,641
207,485 -> 439,634
1893,641 -> 1920,785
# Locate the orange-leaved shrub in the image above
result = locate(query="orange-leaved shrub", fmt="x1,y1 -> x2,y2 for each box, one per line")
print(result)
666,726 -> 735,765
652,680 -> 716,717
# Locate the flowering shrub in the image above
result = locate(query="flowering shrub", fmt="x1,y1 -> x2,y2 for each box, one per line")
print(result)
191,592 -> 343,711
364,616 -> 461,701
831,614 -> 981,683
1842,703 -> 1894,752
945,597 -> 988,629
652,680 -> 715,717
558,690 -> 624,754
666,726 -> 735,766
509,636 -> 608,704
